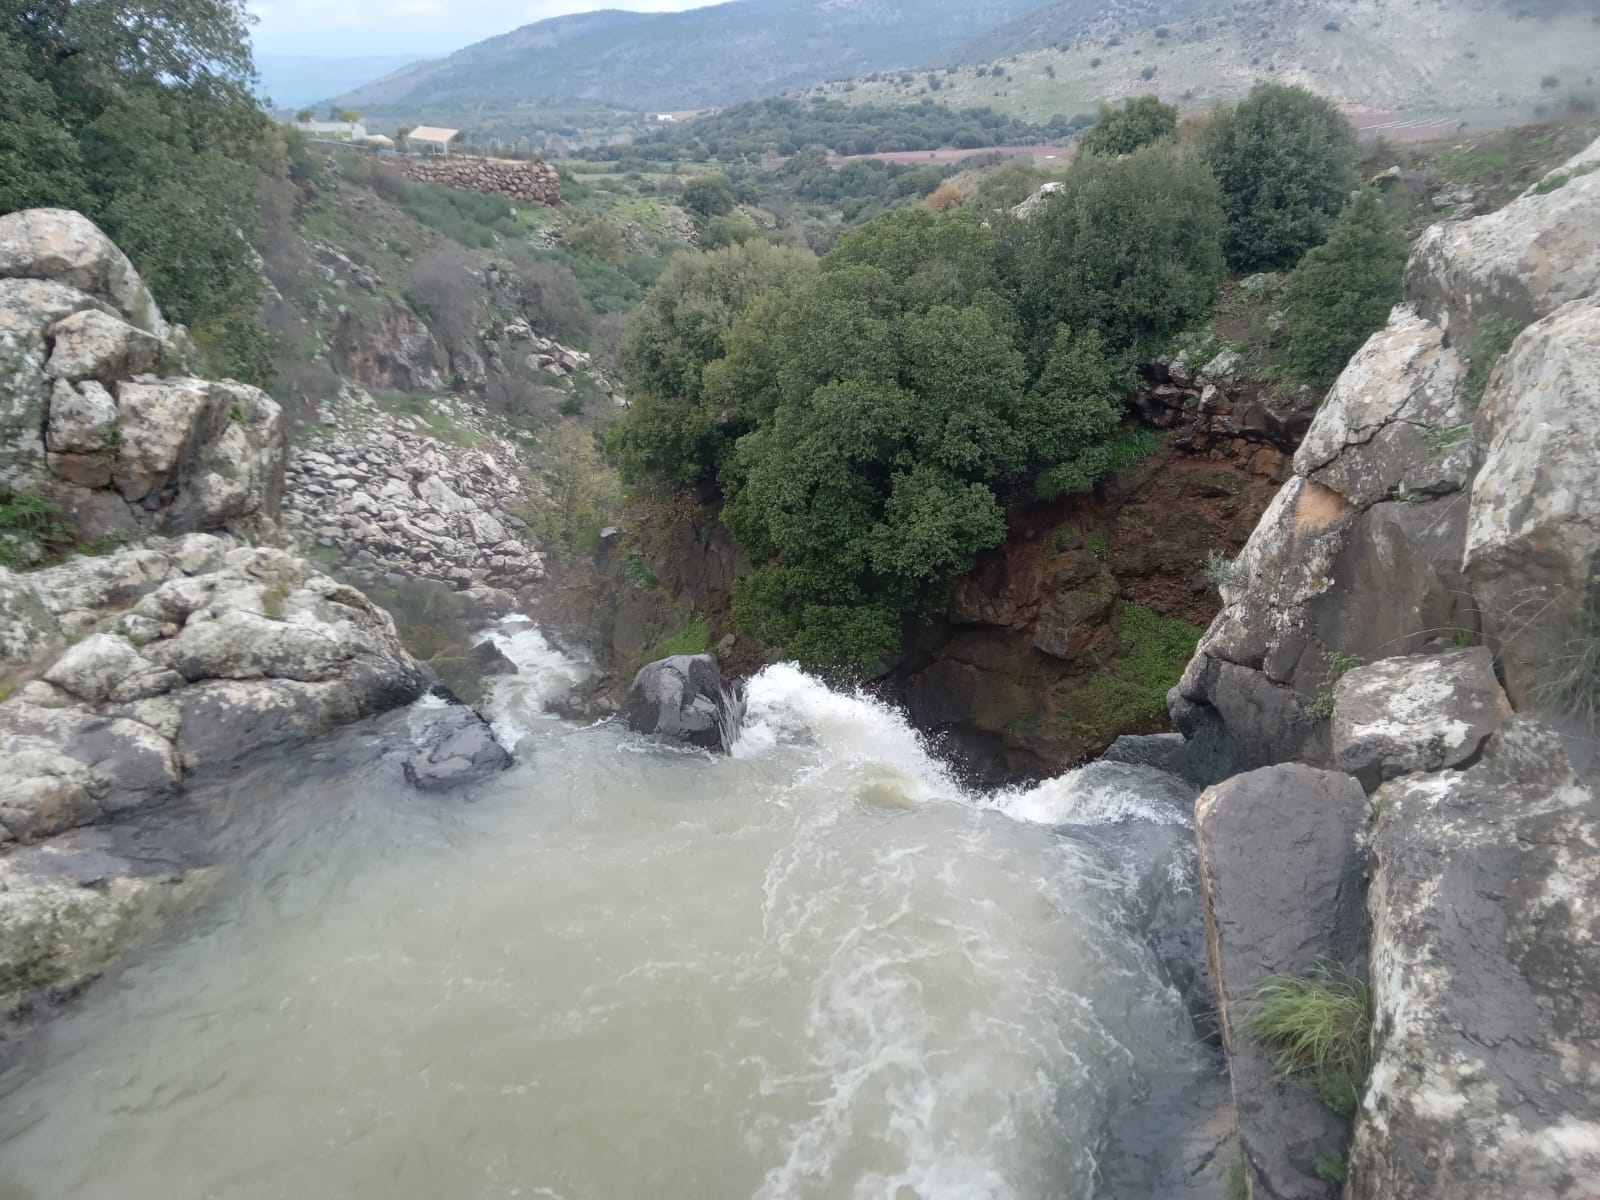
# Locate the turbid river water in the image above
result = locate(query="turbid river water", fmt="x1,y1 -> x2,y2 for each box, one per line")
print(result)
0,624 -> 1218,1199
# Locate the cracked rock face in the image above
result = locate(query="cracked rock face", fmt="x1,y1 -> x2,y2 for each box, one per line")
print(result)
1332,647 -> 1511,790
0,536 -> 429,844
1348,720 -> 1600,1200
0,209 -> 284,542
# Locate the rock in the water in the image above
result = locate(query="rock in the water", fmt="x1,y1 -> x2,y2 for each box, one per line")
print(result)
402,699 -> 512,792
1195,764 -> 1370,1199
471,638 -> 518,677
623,654 -> 733,752
1349,719 -> 1600,1199
1332,647 -> 1509,791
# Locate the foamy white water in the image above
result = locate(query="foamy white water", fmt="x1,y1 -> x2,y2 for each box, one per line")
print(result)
0,633 -> 1208,1200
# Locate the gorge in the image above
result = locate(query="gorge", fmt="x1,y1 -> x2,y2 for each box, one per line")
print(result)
3,11 -> 1600,1196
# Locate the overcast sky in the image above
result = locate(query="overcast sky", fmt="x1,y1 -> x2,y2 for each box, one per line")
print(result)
247,0 -> 717,57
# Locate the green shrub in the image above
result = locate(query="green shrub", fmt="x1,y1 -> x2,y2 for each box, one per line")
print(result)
1308,650 -> 1365,719
1078,95 -> 1178,156
1203,83 -> 1360,271
1276,189 -> 1408,389
400,180 -> 518,247
1246,966 -> 1372,1117
998,143 -> 1226,367
649,617 -> 710,659
1059,603 -> 1203,743
0,493 -> 75,568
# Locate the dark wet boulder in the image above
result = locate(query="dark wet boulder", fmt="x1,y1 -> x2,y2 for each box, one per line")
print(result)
402,699 -> 512,792
470,638 -> 519,677
623,654 -> 733,752
1196,764 -> 1370,1199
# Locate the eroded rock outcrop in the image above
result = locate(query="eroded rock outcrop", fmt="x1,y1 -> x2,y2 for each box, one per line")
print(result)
0,210 -> 510,1040
0,210 -> 281,545
1178,160 -> 1600,1199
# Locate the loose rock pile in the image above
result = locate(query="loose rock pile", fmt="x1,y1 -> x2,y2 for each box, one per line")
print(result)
282,422 -> 543,604
399,156 -> 562,207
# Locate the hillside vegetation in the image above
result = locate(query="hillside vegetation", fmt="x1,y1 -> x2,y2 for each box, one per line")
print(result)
808,0 -> 1600,122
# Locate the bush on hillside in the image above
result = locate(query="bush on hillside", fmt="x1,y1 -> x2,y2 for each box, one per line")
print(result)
505,250 -> 594,346
612,240 -> 817,484
681,173 -> 737,218
1277,189 -> 1408,389
997,143 -> 1226,368
1203,83 -> 1360,272
698,214 -> 763,249
405,250 -> 478,356
1078,95 -> 1179,156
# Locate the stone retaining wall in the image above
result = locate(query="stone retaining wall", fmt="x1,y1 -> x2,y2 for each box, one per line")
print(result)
399,156 -> 561,207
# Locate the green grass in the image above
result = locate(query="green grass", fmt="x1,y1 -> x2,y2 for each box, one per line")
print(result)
1246,966 -> 1372,1118
648,617 -> 710,660
1223,1152 -> 1247,1200
0,492 -> 76,568
1529,599 -> 1600,731
1314,1152 -> 1349,1187
1533,160 -> 1600,194
1421,423 -> 1470,455
1060,603 -> 1203,744
1308,651 -> 1365,720
1462,314 -> 1526,410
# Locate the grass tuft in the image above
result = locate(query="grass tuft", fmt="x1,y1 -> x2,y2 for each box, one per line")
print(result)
1308,650 -> 1364,720
1461,314 -> 1525,411
1528,598 -> 1600,731
1246,965 -> 1372,1118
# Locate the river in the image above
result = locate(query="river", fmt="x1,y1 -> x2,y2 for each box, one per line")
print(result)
0,624 -> 1219,1199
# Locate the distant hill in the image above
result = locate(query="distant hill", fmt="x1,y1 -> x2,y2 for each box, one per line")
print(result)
807,0 -> 1600,123
332,0 -> 1044,135
255,54 -> 432,110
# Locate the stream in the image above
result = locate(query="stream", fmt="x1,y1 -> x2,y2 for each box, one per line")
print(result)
0,624 -> 1220,1199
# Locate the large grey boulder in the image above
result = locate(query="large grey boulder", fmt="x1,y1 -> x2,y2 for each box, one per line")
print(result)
1332,648 -> 1510,791
0,210 -> 283,542
1348,719 -> 1600,1199
1195,764 -> 1370,1199
1406,164 -> 1600,348
0,541 -> 428,841
0,208 -> 168,337
623,653 -> 734,752
1463,298 -> 1600,709
402,698 -> 513,791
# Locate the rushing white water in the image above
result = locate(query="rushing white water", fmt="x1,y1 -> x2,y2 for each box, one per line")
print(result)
0,626 -> 1210,1200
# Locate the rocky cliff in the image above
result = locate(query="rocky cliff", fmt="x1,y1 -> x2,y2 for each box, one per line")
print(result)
1173,138 -> 1600,1198
0,210 -> 509,1042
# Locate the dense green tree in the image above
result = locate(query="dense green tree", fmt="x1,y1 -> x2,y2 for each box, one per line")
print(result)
1276,189 -> 1408,389
0,0 -> 272,381
1078,95 -> 1179,156
713,208 -> 1137,672
1202,83 -> 1359,272
613,240 -> 816,483
997,143 -> 1226,368
681,173 -> 737,218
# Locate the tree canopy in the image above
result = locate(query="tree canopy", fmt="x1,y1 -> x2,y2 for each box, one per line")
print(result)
1078,95 -> 1179,156
1202,83 -> 1360,272
1277,189 -> 1408,389
1,0 -> 272,381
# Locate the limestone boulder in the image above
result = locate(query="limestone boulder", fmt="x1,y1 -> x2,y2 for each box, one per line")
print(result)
624,654 -> 734,752
1195,764 -> 1370,1200
1463,299 -> 1600,709
0,566 -> 62,669
1348,720 -> 1600,1199
0,278 -> 110,488
1293,312 -> 1472,508
1332,648 -> 1509,791
0,209 -> 168,337
46,308 -> 167,383
1406,166 -> 1600,349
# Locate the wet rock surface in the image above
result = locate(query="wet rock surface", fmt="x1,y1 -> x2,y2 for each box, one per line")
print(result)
1195,765 -> 1370,1200
623,654 -> 735,752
